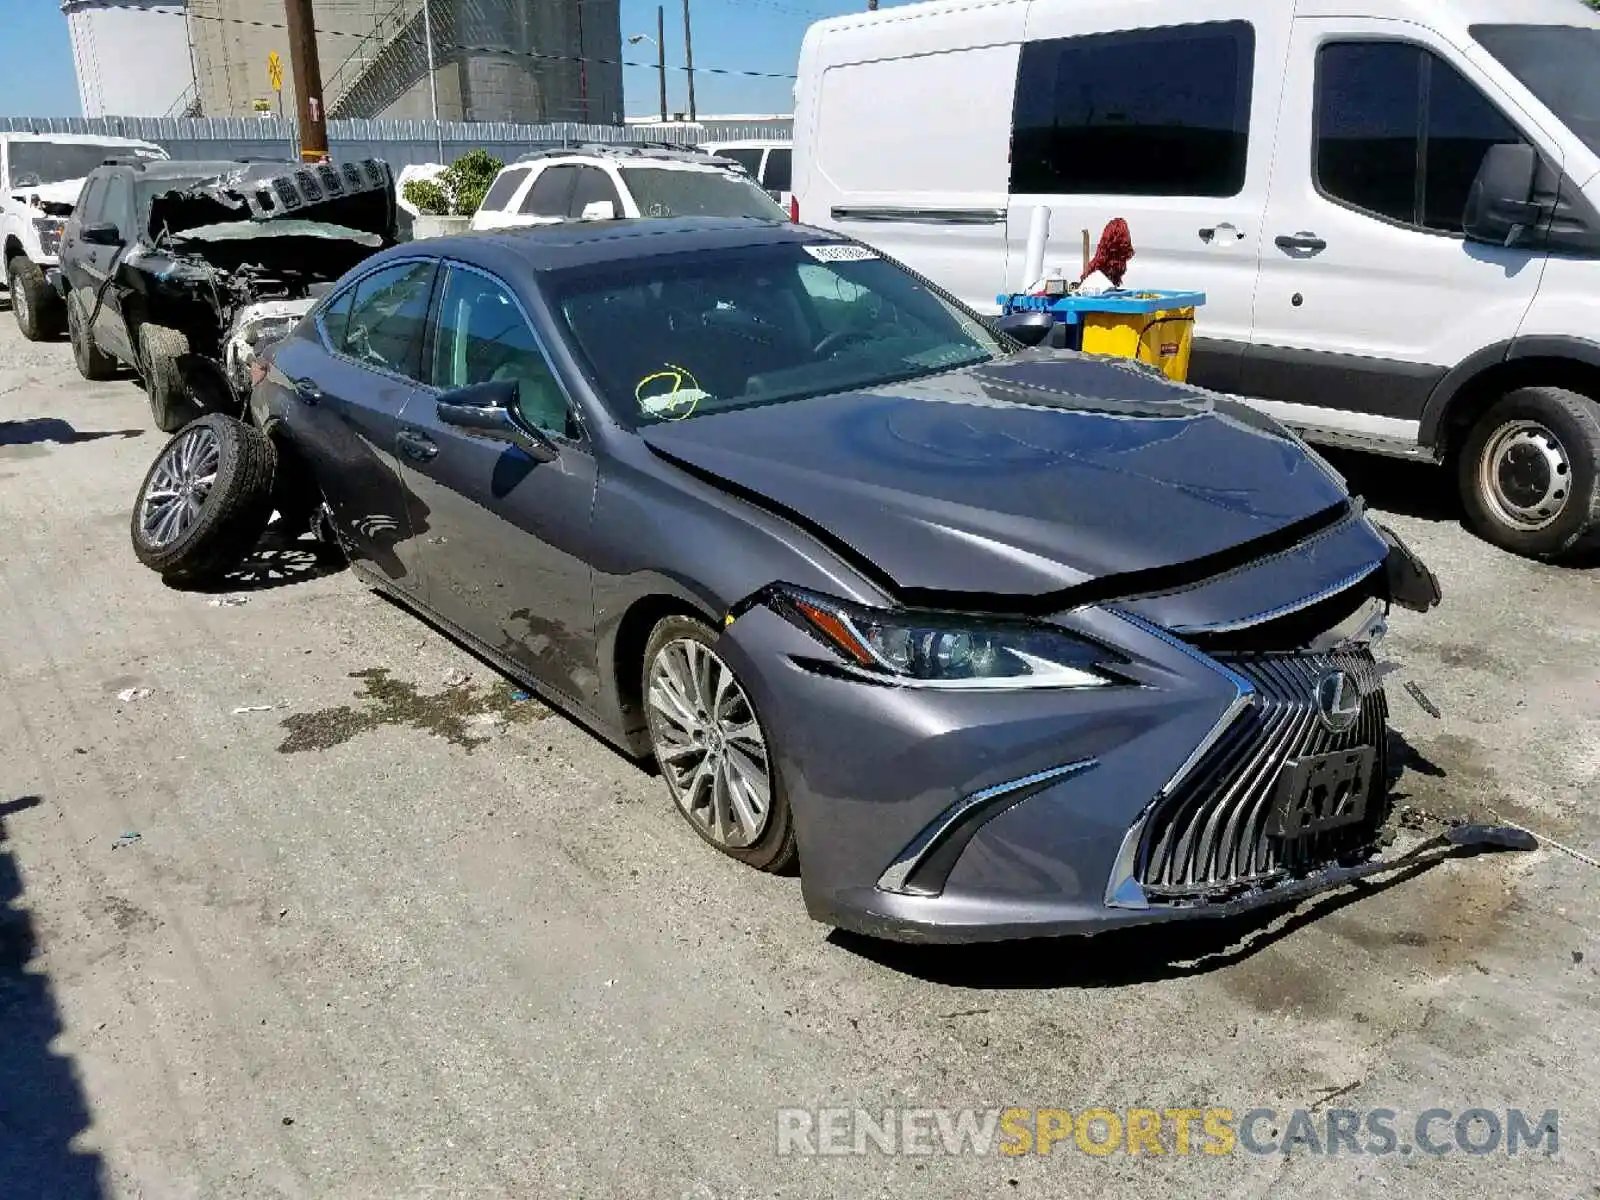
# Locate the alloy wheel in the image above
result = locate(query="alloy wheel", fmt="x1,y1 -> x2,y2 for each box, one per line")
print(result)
138,423 -> 221,547
11,271 -> 29,329
1478,419 -> 1572,532
646,637 -> 772,849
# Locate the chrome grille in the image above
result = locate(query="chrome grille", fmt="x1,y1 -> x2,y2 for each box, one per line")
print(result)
1135,649 -> 1389,902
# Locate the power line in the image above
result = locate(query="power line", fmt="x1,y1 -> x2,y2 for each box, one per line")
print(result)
171,9 -> 797,80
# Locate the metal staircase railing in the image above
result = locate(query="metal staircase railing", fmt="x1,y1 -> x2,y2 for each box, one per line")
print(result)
325,0 -> 428,118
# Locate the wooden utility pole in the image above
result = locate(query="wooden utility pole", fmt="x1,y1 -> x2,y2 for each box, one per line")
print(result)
656,6 -> 668,123
283,0 -> 329,161
681,0 -> 697,122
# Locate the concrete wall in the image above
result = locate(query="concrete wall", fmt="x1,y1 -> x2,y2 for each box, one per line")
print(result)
188,0 -> 376,120
62,0 -> 194,117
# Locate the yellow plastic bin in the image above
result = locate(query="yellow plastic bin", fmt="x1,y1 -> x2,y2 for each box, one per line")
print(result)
998,290 -> 1207,383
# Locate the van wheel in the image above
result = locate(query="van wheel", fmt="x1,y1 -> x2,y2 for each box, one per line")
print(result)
1458,386 -> 1600,560
7,255 -> 63,341
140,323 -> 206,433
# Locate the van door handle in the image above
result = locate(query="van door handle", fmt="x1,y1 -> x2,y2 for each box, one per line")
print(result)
1199,223 -> 1245,243
1275,232 -> 1328,253
397,428 -> 438,462
292,377 -> 324,405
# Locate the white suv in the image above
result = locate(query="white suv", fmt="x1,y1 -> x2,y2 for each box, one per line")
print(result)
470,144 -> 785,232
2,132 -> 167,340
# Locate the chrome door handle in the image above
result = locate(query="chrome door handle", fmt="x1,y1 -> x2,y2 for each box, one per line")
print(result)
397,428 -> 438,462
292,377 -> 324,405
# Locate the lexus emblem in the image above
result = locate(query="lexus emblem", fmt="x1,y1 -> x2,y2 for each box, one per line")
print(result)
1314,670 -> 1363,734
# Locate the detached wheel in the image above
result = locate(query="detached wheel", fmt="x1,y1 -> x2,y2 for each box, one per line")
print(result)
643,615 -> 795,872
1458,387 -> 1600,560
67,291 -> 117,380
7,255 -> 63,341
131,414 -> 277,585
139,322 -> 205,433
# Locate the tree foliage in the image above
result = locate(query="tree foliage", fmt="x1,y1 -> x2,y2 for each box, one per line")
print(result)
401,150 -> 506,216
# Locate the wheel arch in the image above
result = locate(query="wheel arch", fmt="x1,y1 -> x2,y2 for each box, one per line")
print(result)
3,235 -> 25,264
605,590 -> 724,754
1422,337 -> 1600,459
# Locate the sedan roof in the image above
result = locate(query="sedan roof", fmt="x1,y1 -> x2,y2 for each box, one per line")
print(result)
413,217 -> 836,273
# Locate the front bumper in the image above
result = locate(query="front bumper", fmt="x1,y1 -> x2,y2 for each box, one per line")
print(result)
719,603 -> 1395,944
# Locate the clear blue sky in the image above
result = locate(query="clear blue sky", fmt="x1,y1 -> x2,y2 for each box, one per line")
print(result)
0,0 -> 892,119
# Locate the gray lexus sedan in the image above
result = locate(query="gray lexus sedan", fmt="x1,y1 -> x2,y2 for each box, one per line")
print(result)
134,217 -> 1447,942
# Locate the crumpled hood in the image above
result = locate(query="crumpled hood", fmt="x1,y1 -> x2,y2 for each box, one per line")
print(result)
146,159 -> 397,243
9,179 -> 81,212
639,350 -> 1354,598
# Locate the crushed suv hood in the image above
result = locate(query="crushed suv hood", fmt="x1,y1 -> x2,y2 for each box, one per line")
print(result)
146,159 -> 397,244
640,351 -> 1354,600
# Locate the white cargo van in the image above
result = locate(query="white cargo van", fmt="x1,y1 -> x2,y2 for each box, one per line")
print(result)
791,0 -> 1600,559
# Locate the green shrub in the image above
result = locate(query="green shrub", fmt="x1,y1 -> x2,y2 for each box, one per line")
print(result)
439,149 -> 504,216
402,177 -> 449,215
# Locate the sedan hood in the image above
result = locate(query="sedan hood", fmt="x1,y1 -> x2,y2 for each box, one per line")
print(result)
639,351 -> 1352,599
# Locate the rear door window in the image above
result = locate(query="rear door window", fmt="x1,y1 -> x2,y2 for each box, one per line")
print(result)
763,148 -> 792,192
1315,42 -> 1525,233
1011,21 -> 1256,196
339,259 -> 438,379
519,165 -> 578,217
718,148 -> 764,175
480,167 -> 530,212
568,166 -> 623,218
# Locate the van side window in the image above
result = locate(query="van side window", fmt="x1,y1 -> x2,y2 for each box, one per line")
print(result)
1316,42 -> 1525,234
1010,22 -> 1255,197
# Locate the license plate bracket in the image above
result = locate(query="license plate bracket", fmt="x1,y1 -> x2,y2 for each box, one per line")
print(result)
1267,747 -> 1376,839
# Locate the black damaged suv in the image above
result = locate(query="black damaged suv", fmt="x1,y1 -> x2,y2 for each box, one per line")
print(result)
57,157 -> 397,431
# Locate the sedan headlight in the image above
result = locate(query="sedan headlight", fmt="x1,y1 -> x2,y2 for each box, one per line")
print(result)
771,587 -> 1125,689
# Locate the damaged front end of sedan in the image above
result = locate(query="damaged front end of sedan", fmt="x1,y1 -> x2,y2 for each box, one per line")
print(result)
115,159 -> 397,408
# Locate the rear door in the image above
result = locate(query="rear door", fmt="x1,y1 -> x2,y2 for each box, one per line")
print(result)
393,262 -> 599,705
270,257 -> 438,595
1244,22 -> 1551,444
514,164 -> 580,226
1005,7 -> 1287,389
567,166 -> 624,220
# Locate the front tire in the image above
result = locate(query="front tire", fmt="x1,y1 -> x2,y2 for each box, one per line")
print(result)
1458,387 -> 1600,560
131,414 -> 277,585
67,290 -> 117,380
642,615 -> 795,872
139,322 -> 205,433
7,255 -> 63,341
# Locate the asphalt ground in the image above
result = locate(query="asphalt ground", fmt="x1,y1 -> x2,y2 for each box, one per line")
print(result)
2,311 -> 1596,1198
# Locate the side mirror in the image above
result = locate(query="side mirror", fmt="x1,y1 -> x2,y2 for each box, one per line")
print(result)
81,222 -> 123,247
1463,143 -> 1542,247
435,379 -> 560,463
579,199 -> 616,221
996,310 -> 1055,348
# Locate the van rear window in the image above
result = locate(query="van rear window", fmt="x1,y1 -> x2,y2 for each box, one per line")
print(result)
1010,21 -> 1255,198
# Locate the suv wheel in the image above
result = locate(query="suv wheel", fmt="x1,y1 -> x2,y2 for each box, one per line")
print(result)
67,291 -> 118,380
139,322 -> 206,433
7,255 -> 63,341
642,615 -> 796,872
1458,386 -> 1600,560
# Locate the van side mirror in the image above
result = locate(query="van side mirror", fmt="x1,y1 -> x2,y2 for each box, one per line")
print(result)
996,310 -> 1055,348
81,222 -> 123,247
1463,144 -> 1542,247
436,379 -> 560,463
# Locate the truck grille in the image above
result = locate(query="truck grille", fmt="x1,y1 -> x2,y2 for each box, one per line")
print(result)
1135,649 -> 1389,902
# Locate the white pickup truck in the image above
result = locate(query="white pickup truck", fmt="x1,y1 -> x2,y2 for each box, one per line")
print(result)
2,132 -> 167,340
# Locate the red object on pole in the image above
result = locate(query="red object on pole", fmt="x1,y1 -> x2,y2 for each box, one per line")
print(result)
283,0 -> 329,162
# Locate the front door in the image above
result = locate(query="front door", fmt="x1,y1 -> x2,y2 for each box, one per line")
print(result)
271,257 -> 438,596
394,262 -> 599,706
1004,7 -> 1286,392
1244,21 -> 1554,443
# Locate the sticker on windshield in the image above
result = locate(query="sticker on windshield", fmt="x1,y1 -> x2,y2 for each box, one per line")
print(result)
803,243 -> 878,263
635,364 -> 709,420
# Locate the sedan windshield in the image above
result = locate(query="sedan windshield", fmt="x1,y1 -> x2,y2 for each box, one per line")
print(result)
620,167 -> 786,219
8,142 -> 162,187
550,241 -> 1007,425
1473,25 -> 1600,157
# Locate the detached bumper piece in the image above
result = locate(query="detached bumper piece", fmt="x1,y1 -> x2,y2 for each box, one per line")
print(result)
1131,649 -> 1389,905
